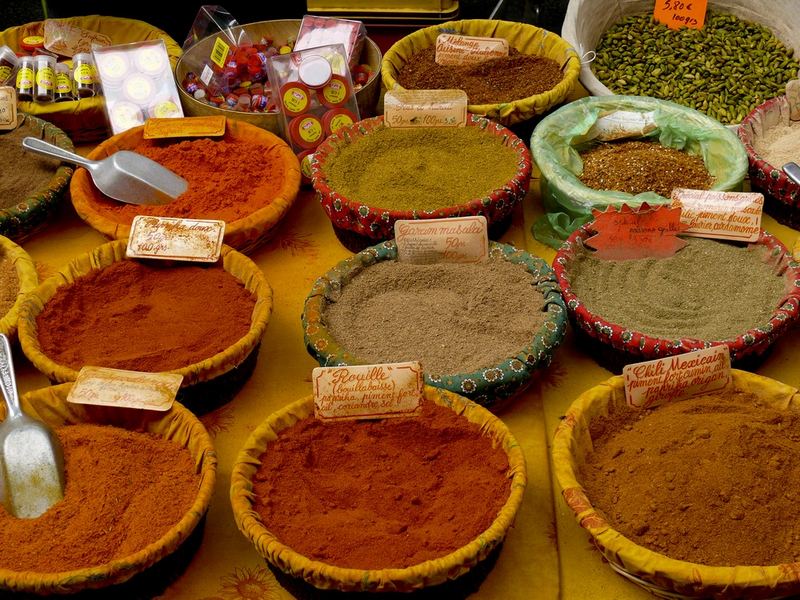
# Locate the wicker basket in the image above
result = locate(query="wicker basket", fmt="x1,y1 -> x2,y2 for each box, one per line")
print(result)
17,240 -> 272,413
0,235 -> 37,340
230,385 -> 526,592
0,382 -> 216,595
552,226 -> 800,373
0,16 -> 181,143
69,118 -> 301,254
311,114 -> 531,251
738,96 -> 800,229
382,19 -> 580,125
302,240 -> 567,407
553,370 -> 800,598
0,114 -> 74,242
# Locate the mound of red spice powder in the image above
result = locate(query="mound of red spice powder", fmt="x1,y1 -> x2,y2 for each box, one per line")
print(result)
252,401 -> 511,569
91,137 -> 287,223
36,260 -> 255,372
0,424 -> 199,572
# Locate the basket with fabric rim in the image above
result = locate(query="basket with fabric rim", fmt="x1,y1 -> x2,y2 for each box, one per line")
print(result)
552,224 -> 800,373
311,114 -> 532,250
230,385 -> 526,592
302,240 -> 567,407
381,19 -> 580,126
17,240 -> 272,413
0,234 -> 38,340
0,382 -> 216,595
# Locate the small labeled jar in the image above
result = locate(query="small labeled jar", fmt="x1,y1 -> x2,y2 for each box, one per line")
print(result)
319,75 -> 351,109
297,149 -> 315,185
0,46 -> 18,86
148,96 -> 182,119
288,113 -> 324,150
134,45 -> 167,77
322,107 -> 357,136
94,51 -> 129,88
109,101 -> 145,132
33,54 -> 56,102
14,55 -> 35,101
54,63 -> 74,102
279,81 -> 311,116
72,53 -> 96,98
20,35 -> 44,53
122,73 -> 156,105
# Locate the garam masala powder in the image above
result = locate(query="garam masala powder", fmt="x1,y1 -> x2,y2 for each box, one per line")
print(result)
36,260 -> 255,372
253,400 -> 511,569
0,424 -> 198,572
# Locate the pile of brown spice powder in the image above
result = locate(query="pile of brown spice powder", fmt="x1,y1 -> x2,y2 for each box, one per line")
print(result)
253,400 -> 510,569
395,47 -> 563,104
0,124 -> 59,209
578,140 -> 712,197
581,389 -> 800,566
0,250 -> 19,317
323,259 -> 548,375
0,424 -> 199,572
567,237 -> 785,341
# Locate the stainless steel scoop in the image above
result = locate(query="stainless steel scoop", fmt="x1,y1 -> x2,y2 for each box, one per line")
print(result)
22,136 -> 188,206
0,334 -> 65,519
784,162 -> 800,186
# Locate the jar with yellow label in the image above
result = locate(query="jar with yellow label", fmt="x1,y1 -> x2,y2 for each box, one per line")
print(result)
15,55 -> 35,101
54,63 -> 74,102
72,52 -> 96,98
0,46 -> 18,86
34,54 -> 56,102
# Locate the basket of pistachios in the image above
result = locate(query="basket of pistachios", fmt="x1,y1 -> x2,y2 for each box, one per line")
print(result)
562,0 -> 800,125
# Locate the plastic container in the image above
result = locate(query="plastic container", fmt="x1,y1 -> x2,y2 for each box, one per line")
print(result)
552,225 -> 800,373
33,54 -> 56,102
53,62 -> 73,102
302,240 -> 567,407
311,114 -> 532,251
14,55 -> 35,101
530,95 -> 749,248
381,19 -> 580,126
0,45 -> 18,85
0,382 -> 216,595
69,118 -> 301,253
17,240 -> 273,413
231,385 -> 526,591
738,95 -> 800,229
553,370 -> 800,599
71,52 -> 96,98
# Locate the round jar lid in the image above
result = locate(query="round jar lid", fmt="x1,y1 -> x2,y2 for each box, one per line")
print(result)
322,107 -> 357,136
279,81 -> 312,116
298,56 -> 332,88
319,74 -> 351,108
288,114 -> 324,150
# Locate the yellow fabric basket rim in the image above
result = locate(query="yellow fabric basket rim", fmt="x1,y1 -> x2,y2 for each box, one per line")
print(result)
0,235 -> 38,338
17,239 -> 272,387
381,18 -> 581,114
552,369 -> 800,593
0,382 -> 217,591
230,386 -> 527,591
69,119 -> 302,245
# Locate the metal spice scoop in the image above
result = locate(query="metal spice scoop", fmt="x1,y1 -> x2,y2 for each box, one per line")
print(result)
0,334 -> 64,519
784,163 -> 800,186
22,136 -> 188,206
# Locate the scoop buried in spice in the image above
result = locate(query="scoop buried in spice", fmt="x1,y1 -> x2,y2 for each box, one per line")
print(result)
0,333 -> 65,519
21,137 -> 187,205
784,162 -> 800,186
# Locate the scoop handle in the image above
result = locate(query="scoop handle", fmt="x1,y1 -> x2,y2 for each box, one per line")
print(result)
0,334 -> 20,419
784,162 -> 800,186
22,137 -> 95,170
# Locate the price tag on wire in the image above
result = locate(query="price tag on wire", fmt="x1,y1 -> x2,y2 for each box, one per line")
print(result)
653,0 -> 707,30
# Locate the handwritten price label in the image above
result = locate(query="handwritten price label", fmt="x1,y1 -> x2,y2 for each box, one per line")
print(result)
624,346 -> 731,409
0,87 -> 17,130
127,216 -> 225,262
395,216 -> 488,264
585,204 -> 690,260
384,89 -> 467,128
68,367 -> 183,411
671,189 -> 763,243
435,34 -> 509,66
654,0 -> 707,30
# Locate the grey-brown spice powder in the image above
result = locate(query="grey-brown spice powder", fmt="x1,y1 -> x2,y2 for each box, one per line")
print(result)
323,259 -> 548,375
568,237 -> 786,341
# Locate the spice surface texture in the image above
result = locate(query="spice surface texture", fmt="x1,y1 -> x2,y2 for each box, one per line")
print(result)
253,401 -> 511,569
581,389 -> 800,565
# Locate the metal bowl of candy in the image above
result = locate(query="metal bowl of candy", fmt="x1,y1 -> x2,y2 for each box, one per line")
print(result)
175,19 -> 381,136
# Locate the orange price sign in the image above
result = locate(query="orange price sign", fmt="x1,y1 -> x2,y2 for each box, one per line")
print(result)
653,0 -> 707,30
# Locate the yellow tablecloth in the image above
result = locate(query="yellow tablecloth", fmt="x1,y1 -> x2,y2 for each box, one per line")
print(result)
13,167 -> 800,600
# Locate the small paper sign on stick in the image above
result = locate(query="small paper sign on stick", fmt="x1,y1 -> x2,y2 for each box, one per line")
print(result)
653,0 -> 707,30
786,79 -> 800,121
143,116 -> 226,139
68,367 -> 183,411
384,89 -> 467,128
395,216 -> 488,264
585,204 -> 689,260
126,216 -> 225,262
623,346 -> 732,409
313,362 -> 423,422
671,189 -> 763,243
435,33 -> 509,66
